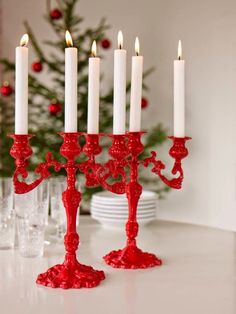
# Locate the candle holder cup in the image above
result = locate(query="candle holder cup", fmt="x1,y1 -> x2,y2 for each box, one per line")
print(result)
10,131 -> 190,288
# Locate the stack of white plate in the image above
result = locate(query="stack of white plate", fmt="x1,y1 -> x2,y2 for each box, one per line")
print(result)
91,191 -> 157,229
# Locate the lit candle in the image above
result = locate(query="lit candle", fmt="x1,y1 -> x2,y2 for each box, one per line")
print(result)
15,34 -> 29,134
174,40 -> 185,137
65,30 -> 78,133
113,31 -> 127,134
129,37 -> 143,132
87,41 -> 100,134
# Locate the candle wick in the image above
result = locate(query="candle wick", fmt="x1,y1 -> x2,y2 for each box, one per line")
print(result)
178,56 -> 181,60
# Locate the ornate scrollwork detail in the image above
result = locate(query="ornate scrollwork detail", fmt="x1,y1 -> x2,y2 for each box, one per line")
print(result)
95,159 -> 127,194
141,136 -> 191,189
95,135 -> 129,194
9,135 -> 62,194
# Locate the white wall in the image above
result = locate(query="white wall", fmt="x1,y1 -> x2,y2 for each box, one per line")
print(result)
2,0 -> 236,231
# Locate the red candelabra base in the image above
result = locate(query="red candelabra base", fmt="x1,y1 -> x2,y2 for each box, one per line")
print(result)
104,245 -> 162,269
36,256 -> 105,289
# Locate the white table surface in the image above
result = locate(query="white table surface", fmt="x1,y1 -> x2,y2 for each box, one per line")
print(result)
0,217 -> 235,314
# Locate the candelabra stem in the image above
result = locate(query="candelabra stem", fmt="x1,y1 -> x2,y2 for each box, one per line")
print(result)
36,133 -> 105,289
63,165 -> 80,265
125,157 -> 142,247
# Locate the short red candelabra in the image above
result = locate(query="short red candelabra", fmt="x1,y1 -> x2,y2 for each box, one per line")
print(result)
99,133 -> 191,268
89,132 -> 191,269
10,131 -> 190,288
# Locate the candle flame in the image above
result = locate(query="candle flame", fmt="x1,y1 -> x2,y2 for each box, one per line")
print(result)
20,34 -> 29,47
178,40 -> 182,60
118,30 -> 123,49
91,40 -> 97,57
135,37 -> 140,56
65,30 -> 73,47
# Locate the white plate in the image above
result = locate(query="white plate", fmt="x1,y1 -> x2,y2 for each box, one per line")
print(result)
91,210 -> 155,219
92,191 -> 157,203
91,214 -> 155,228
91,202 -> 156,211
92,211 -> 155,219
91,208 -> 156,216
92,214 -> 155,220
91,199 -> 157,207
92,198 -> 157,205
91,210 -> 156,217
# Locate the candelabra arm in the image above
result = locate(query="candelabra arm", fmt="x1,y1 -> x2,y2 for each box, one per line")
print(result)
9,135 -> 61,194
142,136 -> 191,189
96,159 -> 127,194
95,135 -> 129,194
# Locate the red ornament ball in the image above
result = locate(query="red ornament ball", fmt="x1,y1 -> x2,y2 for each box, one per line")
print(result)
50,8 -> 62,20
101,38 -> 111,49
141,97 -> 149,109
0,82 -> 13,97
32,61 -> 43,72
48,101 -> 62,115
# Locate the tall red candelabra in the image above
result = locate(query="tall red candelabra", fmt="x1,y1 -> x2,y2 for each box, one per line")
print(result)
10,131 -> 190,288
10,132 -> 106,289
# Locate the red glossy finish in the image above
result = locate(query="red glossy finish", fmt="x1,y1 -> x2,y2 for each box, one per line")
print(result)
9,134 -> 61,194
103,132 -> 191,269
80,134 -> 102,187
10,131 -> 190,275
94,135 -> 129,194
83,134 -> 102,156
10,133 -> 105,289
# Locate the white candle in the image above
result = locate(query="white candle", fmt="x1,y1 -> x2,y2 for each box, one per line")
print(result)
174,40 -> 185,137
129,37 -> 143,132
113,31 -> 127,134
87,41 -> 100,134
65,30 -> 78,132
15,34 -> 29,134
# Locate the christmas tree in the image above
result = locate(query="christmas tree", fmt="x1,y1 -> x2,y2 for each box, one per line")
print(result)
0,0 -> 169,209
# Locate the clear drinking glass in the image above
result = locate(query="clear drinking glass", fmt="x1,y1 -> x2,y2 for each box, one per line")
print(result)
15,181 -> 49,258
17,211 -> 45,258
34,180 -> 49,225
0,178 -> 15,249
50,177 -> 66,240
14,189 -> 35,218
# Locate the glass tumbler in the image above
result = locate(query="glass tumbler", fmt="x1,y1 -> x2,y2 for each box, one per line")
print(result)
34,180 -> 49,225
50,177 -> 66,240
17,210 -> 46,258
0,178 -> 14,249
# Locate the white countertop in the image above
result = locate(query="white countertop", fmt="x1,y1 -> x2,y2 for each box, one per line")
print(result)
0,217 -> 235,314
